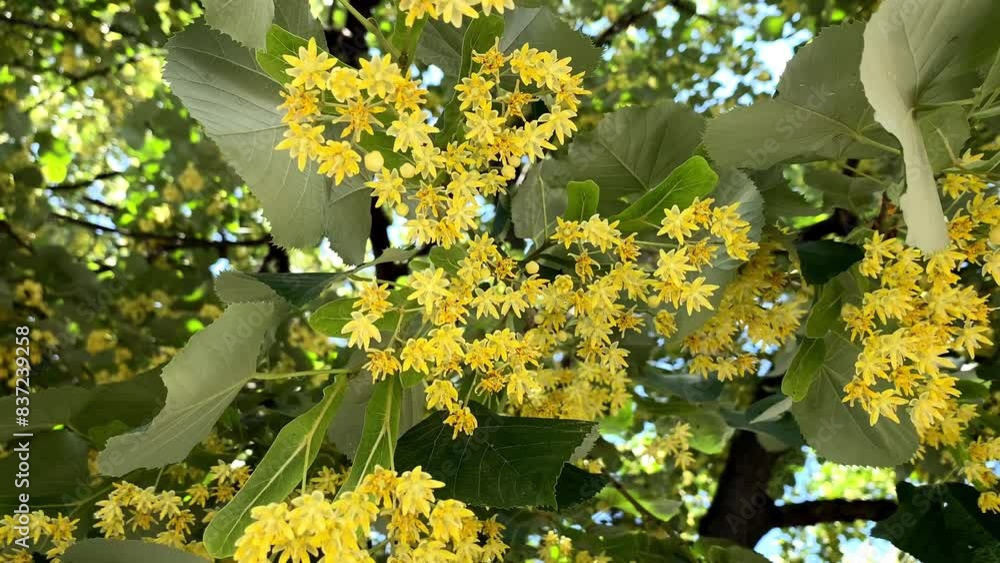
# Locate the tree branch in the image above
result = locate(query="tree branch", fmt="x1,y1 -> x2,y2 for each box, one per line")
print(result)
595,0 -> 714,47
607,474 -> 670,528
0,220 -> 33,253
24,54 -> 143,111
51,212 -> 271,250
698,430 -> 783,546
325,0 -> 381,67
46,170 -> 123,191
0,14 -> 81,39
698,431 -> 897,547
773,499 -> 897,529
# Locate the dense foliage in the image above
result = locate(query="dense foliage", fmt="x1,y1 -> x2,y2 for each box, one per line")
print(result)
2,0 -> 1000,561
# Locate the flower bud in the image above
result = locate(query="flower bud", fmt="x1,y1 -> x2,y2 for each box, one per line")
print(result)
364,151 -> 384,172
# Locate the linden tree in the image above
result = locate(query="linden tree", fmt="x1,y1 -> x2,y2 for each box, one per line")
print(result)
4,0 -> 1000,562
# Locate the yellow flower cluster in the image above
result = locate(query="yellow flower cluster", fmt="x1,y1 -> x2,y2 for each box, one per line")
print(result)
400,0 -> 515,27
116,293 -> 159,324
94,482 -> 198,549
536,531 -> 610,563
342,198 -> 756,434
0,511 -> 77,562
275,37 -> 587,248
965,437 -> 1000,513
843,230 -> 993,445
85,328 -> 115,354
0,330 -> 57,388
14,279 -> 47,312
187,460 -> 253,509
647,421 -> 695,470
941,172 -> 988,200
683,242 -> 807,380
93,461 -> 249,554
308,465 -> 348,495
234,466 -> 508,563
940,151 -> 989,200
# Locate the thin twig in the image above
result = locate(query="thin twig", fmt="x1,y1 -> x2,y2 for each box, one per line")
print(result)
46,170 -> 123,191
606,474 -> 670,527
334,0 -> 401,59
0,221 -> 33,252
51,211 -> 271,249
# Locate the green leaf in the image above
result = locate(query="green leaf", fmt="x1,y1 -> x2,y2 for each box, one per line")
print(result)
641,399 -> 733,455
339,378 -> 403,493
561,102 -> 705,215
429,245 -> 466,275
636,366 -> 724,403
309,295 -> 405,338
747,395 -> 793,424
0,386 -> 90,441
553,463 -> 607,509
63,539 -> 209,563
919,106 -> 971,172
806,169 -> 883,213
204,0 -> 275,49
755,167 -> 821,221
794,240 -> 864,285
392,17 -> 427,66
805,279 -> 844,338
70,371 -> 167,446
217,249 -> 420,308
706,545 -> 772,563
572,531 -> 696,563
611,156 -> 719,233
758,15 -> 785,41
723,404 -> 804,452
0,374 -> 165,444
706,23 -> 896,170
255,24 -> 311,84
217,271 -> 339,307
511,159 -> 570,242
164,22 -> 371,259
791,330 -> 919,467
204,379 -> 348,558
976,49 -> 1000,107
0,431 -> 89,506
415,18 -> 466,77
308,298 -> 358,336
328,376 -> 425,458
500,7 -> 602,72
873,483 -> 1000,563
395,402 -> 597,508
564,180 -> 600,221
598,485 -> 681,522
782,337 -> 826,401
860,0 -> 997,252
273,0 -> 326,48
325,376 -> 376,456
97,302 -> 285,476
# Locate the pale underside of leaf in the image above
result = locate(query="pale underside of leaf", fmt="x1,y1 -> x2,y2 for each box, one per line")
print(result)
97,301 -> 283,475
164,23 -> 370,260
204,0 -> 275,49
860,0 -> 996,253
